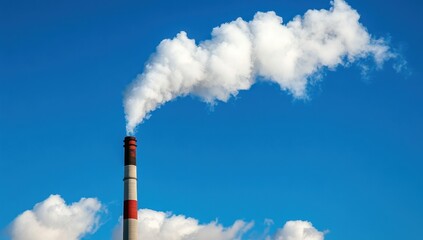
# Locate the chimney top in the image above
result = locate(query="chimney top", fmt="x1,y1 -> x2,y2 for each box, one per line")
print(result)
124,136 -> 136,141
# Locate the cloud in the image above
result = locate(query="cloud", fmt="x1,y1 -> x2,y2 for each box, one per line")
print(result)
113,209 -> 253,240
8,198 -> 326,240
112,209 -> 326,240
270,221 -> 325,240
124,0 -> 395,134
9,195 -> 102,240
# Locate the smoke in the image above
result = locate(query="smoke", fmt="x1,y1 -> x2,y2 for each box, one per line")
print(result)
8,195 -> 102,240
124,0 -> 394,134
112,209 -> 326,240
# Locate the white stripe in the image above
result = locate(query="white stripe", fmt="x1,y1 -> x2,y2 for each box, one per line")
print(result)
123,219 -> 138,240
124,179 -> 137,200
124,165 -> 137,179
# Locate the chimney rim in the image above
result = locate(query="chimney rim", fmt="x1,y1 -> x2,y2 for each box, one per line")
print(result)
124,136 -> 137,141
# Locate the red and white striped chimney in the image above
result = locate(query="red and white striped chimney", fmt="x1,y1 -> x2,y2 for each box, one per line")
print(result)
123,136 -> 138,240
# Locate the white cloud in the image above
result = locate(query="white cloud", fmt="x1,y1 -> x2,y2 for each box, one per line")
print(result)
9,195 -> 102,240
8,197 -> 326,240
112,209 -> 326,240
113,209 -> 253,240
124,0 -> 395,134
270,221 -> 325,240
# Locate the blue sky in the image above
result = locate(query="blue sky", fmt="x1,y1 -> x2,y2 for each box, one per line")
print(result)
1,0 -> 422,239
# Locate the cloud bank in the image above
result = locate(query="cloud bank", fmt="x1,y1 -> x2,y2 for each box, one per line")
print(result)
113,209 -> 253,240
9,195 -> 102,240
9,197 -> 325,240
124,0 -> 394,134
113,209 -> 325,240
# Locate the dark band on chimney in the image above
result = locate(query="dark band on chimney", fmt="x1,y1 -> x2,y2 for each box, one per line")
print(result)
124,136 -> 137,166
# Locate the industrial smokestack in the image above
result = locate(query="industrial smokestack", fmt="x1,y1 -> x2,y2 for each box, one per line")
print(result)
123,136 -> 138,240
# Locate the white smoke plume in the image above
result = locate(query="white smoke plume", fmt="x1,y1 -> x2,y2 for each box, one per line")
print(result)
112,209 -> 325,240
124,0 -> 394,134
9,195 -> 102,240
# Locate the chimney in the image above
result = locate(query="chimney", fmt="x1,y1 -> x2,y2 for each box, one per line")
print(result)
123,136 -> 138,240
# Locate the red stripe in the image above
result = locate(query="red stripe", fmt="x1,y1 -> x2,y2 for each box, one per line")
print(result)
124,200 -> 138,219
